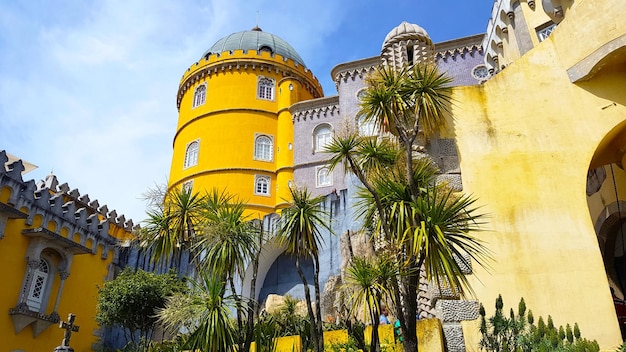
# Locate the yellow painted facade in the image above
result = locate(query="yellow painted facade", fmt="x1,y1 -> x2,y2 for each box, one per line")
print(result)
168,40 -> 323,218
456,0 -> 626,349
0,151 -> 135,351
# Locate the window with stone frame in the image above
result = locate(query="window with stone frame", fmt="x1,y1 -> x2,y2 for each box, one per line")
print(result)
193,83 -> 207,108
26,258 -> 51,312
537,22 -> 557,42
313,124 -> 332,152
356,113 -> 379,137
255,175 -> 271,196
257,77 -> 275,101
316,166 -> 332,187
182,180 -> 194,193
254,134 -> 273,161
184,140 -> 200,169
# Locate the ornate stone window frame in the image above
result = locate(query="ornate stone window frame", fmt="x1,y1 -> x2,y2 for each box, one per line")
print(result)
184,139 -> 200,169
192,83 -> 207,108
257,76 -> 275,101
9,227 -> 91,337
313,123 -> 332,153
254,175 -> 271,196
316,166 -> 333,188
254,134 -> 274,162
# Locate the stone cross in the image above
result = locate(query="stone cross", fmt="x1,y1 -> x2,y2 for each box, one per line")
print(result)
59,313 -> 79,347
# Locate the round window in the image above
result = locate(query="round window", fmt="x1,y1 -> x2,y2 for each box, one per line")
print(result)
472,65 -> 490,80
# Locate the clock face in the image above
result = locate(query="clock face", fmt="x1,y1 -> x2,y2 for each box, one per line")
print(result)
472,65 -> 490,80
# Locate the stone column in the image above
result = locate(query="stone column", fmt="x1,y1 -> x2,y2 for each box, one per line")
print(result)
52,270 -> 70,313
17,259 -> 40,306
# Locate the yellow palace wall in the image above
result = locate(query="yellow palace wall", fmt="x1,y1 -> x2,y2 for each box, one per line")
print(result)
452,0 -> 626,349
0,169 -> 134,352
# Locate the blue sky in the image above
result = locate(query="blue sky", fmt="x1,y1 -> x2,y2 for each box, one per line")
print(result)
0,0 -> 495,223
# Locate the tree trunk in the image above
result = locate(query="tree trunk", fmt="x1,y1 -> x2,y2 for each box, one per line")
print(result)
229,276 -> 244,350
370,299 -> 382,352
401,263 -> 420,352
296,256 -> 319,352
313,255 -> 324,351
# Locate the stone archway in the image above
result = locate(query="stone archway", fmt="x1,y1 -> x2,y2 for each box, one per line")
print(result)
240,236 -> 315,306
587,121 -> 626,297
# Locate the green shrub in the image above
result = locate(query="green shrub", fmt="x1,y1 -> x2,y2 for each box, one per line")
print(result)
479,294 -> 599,352
324,337 -> 361,352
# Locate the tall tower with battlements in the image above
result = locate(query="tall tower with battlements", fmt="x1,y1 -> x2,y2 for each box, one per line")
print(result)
168,27 -> 323,218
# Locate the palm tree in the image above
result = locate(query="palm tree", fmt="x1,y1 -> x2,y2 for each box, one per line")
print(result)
157,272 -> 236,352
345,255 -> 398,352
275,186 -> 332,352
194,188 -> 258,351
326,61 -> 490,352
359,63 -> 452,199
140,186 -> 263,352
355,158 -> 490,350
138,186 -> 206,269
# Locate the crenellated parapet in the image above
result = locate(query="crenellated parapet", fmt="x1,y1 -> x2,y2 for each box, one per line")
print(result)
0,150 -> 136,261
435,34 -> 485,62
482,0 -> 571,74
177,50 -> 323,110
331,57 -> 379,88
290,97 -> 340,123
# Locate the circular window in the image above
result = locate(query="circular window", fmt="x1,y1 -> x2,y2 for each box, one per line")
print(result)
471,65 -> 490,80
356,89 -> 367,102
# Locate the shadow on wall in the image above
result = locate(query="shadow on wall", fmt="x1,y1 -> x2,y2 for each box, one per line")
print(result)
258,252 -> 314,304
575,46 -> 626,108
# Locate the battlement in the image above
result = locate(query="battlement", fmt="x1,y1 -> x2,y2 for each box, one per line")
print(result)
290,96 -> 340,123
0,150 -> 137,259
176,49 -> 323,110
183,49 -> 318,83
435,34 -> 484,61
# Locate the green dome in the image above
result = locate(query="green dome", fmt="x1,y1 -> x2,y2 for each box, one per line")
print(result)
202,27 -> 306,67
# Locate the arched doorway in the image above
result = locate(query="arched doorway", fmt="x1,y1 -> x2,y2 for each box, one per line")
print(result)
587,120 -> 626,337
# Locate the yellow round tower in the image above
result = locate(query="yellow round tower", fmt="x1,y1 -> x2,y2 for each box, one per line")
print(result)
168,27 -> 323,218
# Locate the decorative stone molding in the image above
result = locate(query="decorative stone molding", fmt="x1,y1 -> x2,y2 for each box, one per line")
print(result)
483,0 -> 533,73
542,0 -> 565,23
442,324 -> 466,352
436,45 -> 483,62
290,97 -> 339,123
177,51 -> 323,110
9,302 -> 60,336
435,300 -> 480,322
330,57 -> 379,87
567,33 -> 626,82
381,21 -> 435,69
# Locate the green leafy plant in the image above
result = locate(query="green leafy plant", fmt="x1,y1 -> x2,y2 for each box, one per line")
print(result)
96,268 -> 186,351
324,337 -> 362,352
479,295 -> 599,352
266,295 -> 313,351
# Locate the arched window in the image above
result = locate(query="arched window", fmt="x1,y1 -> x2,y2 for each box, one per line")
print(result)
356,114 -> 379,137
184,140 -> 199,169
193,84 -> 207,108
26,259 -> 50,312
316,167 -> 332,187
257,77 -> 274,101
255,175 -> 270,196
182,180 -> 194,193
314,124 -> 332,152
255,135 -> 273,161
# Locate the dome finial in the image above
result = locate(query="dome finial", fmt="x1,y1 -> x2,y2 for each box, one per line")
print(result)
252,11 -> 262,31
